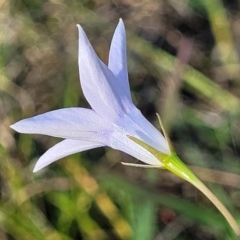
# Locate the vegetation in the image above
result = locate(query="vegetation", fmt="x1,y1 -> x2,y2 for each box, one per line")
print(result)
1,0 -> 240,239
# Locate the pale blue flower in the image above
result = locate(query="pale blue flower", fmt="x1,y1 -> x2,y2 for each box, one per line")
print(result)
9,21 -> 240,235
11,19 -> 170,172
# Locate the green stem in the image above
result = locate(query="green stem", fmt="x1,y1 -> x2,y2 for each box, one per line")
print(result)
127,135 -> 239,235
165,155 -> 240,236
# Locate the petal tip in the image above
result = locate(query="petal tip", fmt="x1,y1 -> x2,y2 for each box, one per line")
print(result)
10,124 -> 15,130
118,18 -> 125,28
76,24 -> 86,37
10,122 -> 20,132
33,163 -> 43,173
9,120 -> 29,133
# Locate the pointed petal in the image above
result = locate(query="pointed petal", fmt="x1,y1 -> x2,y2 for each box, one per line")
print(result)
109,19 -> 131,100
33,139 -> 103,172
113,107 -> 170,155
126,108 -> 170,154
10,108 -> 107,141
109,130 -> 162,166
77,24 -> 133,121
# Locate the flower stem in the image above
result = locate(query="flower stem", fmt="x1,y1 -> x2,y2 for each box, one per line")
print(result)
127,135 -> 239,235
165,155 -> 240,236
193,178 -> 240,236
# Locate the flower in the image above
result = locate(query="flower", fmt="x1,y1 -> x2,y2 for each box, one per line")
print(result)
11,19 -> 170,172
9,20 -> 240,235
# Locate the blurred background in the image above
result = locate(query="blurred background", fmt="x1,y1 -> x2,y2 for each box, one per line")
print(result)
1,0 -> 240,239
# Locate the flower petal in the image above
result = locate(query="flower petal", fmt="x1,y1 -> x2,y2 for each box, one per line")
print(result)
109,129 -> 162,166
77,24 -> 133,121
109,19 -> 131,101
33,139 -> 104,172
123,108 -> 170,154
10,108 -> 107,142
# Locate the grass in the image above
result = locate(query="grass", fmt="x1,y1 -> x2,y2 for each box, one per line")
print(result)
1,0 -> 240,239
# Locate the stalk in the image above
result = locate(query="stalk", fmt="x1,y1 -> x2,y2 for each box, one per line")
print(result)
127,135 -> 240,235
165,155 -> 240,236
